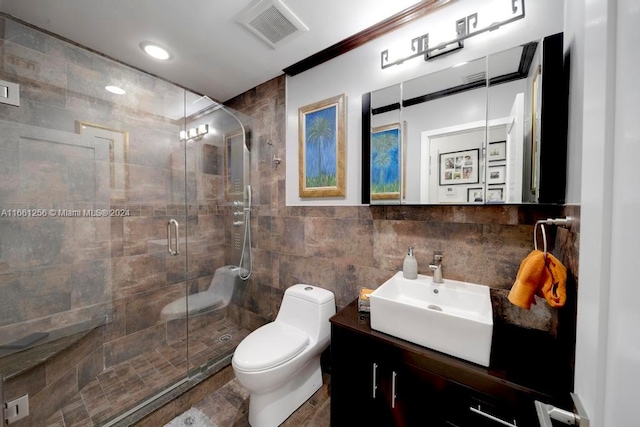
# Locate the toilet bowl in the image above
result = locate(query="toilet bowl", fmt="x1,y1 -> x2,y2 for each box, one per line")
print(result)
232,284 -> 335,427
160,265 -> 244,320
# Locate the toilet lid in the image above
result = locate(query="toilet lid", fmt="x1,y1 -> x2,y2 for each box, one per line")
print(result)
233,323 -> 309,372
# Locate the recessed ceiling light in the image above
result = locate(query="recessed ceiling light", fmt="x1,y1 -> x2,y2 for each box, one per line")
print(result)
140,42 -> 172,60
105,85 -> 126,95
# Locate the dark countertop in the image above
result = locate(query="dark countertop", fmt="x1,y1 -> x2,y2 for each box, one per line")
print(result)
330,299 -> 574,407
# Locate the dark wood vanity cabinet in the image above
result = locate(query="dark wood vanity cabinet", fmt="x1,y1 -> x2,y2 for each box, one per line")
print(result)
331,326 -> 450,426
330,301 -> 573,427
329,327 -> 388,425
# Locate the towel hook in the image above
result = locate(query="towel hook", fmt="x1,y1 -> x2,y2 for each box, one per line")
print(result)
532,217 -> 572,259
534,221 -> 548,259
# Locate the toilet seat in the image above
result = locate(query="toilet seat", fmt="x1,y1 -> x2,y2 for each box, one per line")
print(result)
233,323 -> 309,372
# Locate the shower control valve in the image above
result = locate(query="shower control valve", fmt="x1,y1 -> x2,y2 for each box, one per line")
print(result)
233,200 -> 244,207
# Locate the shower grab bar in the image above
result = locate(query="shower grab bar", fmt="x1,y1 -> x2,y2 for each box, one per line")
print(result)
167,219 -> 180,256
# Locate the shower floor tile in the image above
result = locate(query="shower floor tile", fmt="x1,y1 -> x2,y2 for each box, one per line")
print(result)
45,317 -> 249,427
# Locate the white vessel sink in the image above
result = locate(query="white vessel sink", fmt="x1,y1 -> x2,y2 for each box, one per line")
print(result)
369,271 -> 493,366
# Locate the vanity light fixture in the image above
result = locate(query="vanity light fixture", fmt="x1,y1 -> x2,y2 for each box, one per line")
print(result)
381,0 -> 525,68
105,85 -> 126,95
140,42 -> 172,60
180,124 -> 209,141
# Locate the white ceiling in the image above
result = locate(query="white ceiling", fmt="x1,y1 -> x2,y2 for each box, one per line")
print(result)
0,0 -> 423,102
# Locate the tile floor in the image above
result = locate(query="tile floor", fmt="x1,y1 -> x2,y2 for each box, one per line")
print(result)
190,374 -> 331,427
46,317 -> 250,427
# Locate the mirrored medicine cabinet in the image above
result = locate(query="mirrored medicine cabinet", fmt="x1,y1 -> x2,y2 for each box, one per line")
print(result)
361,32 -> 568,205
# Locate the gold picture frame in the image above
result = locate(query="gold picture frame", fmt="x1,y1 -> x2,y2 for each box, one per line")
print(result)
298,94 -> 346,198
531,64 -> 541,193
76,121 -> 129,202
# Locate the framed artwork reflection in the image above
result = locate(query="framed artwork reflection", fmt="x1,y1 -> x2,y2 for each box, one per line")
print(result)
487,187 -> 504,203
76,121 -> 129,202
488,141 -> 506,162
439,148 -> 479,186
531,64 -> 541,193
371,123 -> 401,200
224,130 -> 244,199
487,165 -> 506,185
467,187 -> 484,203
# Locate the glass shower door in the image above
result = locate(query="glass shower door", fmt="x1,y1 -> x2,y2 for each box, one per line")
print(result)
0,15 -> 192,423
0,14 -> 257,426
61,88 -> 193,425
180,95 -> 254,378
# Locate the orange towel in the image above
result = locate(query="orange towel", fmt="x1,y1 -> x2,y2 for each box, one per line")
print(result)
538,253 -> 567,308
508,250 -> 567,309
508,250 -> 547,309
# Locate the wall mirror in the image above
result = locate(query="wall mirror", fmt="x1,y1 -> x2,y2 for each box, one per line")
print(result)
362,32 -> 567,205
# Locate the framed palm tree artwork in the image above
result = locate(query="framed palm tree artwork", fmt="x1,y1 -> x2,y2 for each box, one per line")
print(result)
371,123 -> 401,200
298,94 -> 346,197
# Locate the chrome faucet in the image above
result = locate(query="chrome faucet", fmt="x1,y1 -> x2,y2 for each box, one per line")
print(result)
429,253 -> 443,284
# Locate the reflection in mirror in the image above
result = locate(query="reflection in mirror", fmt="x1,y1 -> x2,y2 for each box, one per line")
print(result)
486,34 -> 568,204
370,84 -> 401,204
363,33 -> 567,205
486,42 -> 540,203
403,57 -> 488,204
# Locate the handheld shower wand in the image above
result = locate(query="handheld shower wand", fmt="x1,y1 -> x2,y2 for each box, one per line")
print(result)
238,185 -> 252,280
244,184 -> 252,211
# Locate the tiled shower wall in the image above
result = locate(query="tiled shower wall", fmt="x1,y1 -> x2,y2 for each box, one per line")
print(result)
0,16 -> 231,364
226,75 -> 580,336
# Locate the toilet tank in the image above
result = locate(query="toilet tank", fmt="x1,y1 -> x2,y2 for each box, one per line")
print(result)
276,285 -> 335,344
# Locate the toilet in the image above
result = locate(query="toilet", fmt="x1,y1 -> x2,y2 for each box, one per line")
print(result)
232,284 -> 335,427
160,265 -> 244,320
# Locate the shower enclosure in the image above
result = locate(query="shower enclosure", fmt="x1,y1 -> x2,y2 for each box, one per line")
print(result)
0,15 -> 266,426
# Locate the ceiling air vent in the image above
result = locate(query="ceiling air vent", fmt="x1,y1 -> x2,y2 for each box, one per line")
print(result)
236,0 -> 308,49
462,71 -> 487,85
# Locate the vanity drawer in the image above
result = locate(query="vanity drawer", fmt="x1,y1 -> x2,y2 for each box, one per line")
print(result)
445,381 -> 539,427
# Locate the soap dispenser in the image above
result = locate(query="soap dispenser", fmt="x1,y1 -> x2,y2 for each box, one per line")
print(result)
403,246 -> 418,279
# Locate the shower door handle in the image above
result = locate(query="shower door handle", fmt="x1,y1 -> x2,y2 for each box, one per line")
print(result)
167,219 -> 180,256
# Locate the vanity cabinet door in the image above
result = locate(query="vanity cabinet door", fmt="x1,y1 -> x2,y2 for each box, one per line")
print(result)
330,324 -> 394,426
391,362 -> 450,426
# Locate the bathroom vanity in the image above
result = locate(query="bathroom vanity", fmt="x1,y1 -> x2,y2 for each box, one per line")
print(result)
330,300 -> 573,427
